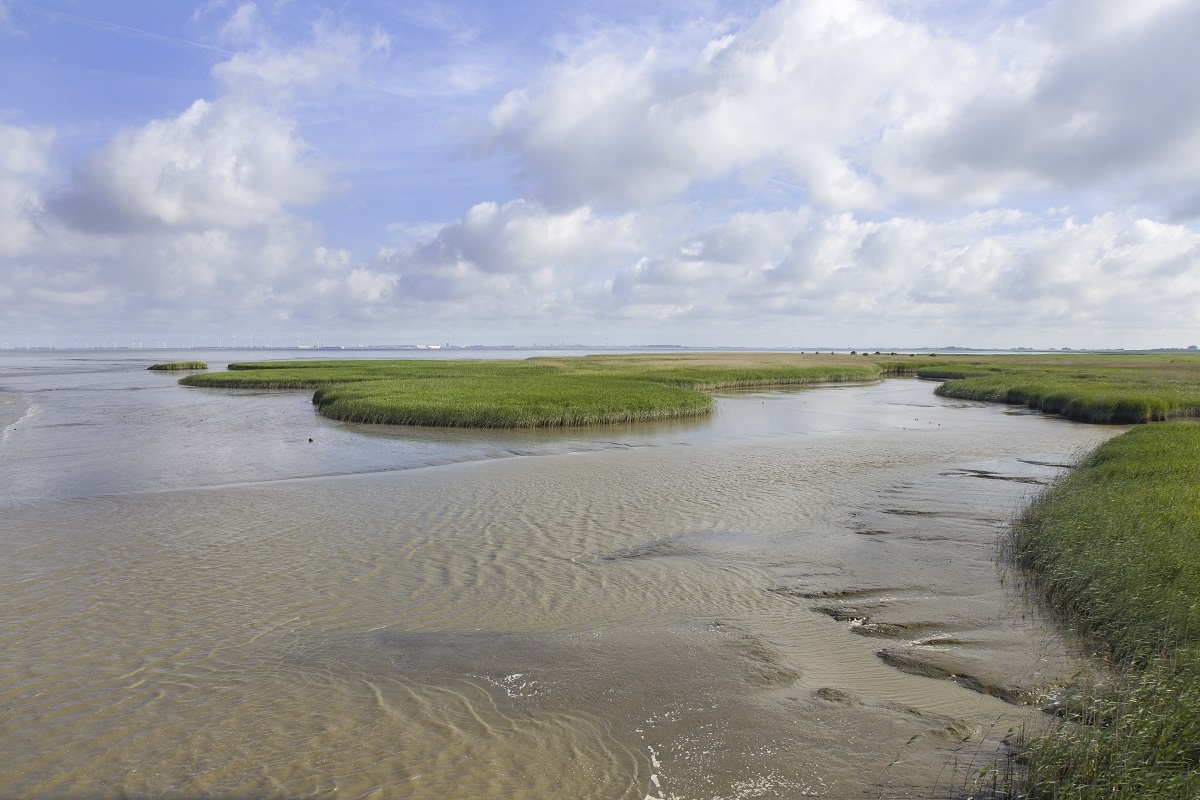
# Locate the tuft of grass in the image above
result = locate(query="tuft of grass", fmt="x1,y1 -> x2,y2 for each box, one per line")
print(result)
181,353 -> 884,428
148,361 -> 208,371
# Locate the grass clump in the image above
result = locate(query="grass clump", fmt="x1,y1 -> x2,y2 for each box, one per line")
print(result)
181,353 -> 883,428
997,423 -> 1200,799
148,361 -> 208,371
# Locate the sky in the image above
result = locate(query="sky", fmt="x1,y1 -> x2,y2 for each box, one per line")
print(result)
1,0 -> 1199,349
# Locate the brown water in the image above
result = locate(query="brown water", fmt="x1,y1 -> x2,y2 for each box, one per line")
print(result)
0,351 -> 1120,799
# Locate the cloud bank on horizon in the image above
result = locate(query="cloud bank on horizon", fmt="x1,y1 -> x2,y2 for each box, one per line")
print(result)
1,0 -> 1198,349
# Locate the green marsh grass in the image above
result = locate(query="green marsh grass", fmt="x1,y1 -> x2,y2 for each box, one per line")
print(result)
311,375 -> 713,427
1014,424 -> 1200,663
872,353 -> 1200,424
182,352 -> 1200,428
994,423 -> 1200,799
181,353 -> 884,428
148,361 -> 208,371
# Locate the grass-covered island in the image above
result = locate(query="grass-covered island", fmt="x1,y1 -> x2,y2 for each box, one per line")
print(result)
179,351 -> 1200,428
179,353 -> 883,427
182,351 -> 1200,796
148,360 -> 208,371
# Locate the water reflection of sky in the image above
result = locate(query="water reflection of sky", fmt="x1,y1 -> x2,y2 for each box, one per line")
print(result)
0,349 -> 1041,505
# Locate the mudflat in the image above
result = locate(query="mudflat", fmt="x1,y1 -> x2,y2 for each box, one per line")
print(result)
0,352 -> 1119,798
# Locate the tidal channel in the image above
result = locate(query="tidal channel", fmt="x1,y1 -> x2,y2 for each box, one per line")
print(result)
0,350 -> 1120,798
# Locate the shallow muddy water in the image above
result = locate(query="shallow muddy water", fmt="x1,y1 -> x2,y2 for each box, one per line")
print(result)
0,351 -> 1120,798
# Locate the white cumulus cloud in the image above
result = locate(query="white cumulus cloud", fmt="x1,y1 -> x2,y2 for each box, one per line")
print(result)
50,98 -> 326,233
488,0 -> 1005,210
489,0 -> 1200,221
603,207 -> 1200,344
5,0 -> 1200,348
368,200 -> 645,324
902,0 -> 1200,215
0,122 -> 55,257
3,17 -> 392,337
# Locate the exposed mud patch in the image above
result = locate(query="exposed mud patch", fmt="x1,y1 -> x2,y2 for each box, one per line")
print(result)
851,621 -> 949,638
1018,458 -> 1075,469
770,586 -> 901,600
816,605 -> 877,622
911,634 -> 971,647
941,468 -> 1047,484
877,649 -> 1031,705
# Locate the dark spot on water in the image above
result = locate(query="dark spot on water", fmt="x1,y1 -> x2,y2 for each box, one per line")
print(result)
941,468 -> 1045,484
1018,458 -> 1074,469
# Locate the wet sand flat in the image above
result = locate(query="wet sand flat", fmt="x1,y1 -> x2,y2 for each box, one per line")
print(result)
0,352 -> 1120,798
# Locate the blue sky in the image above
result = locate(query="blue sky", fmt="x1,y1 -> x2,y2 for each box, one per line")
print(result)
2,0 -> 1198,348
